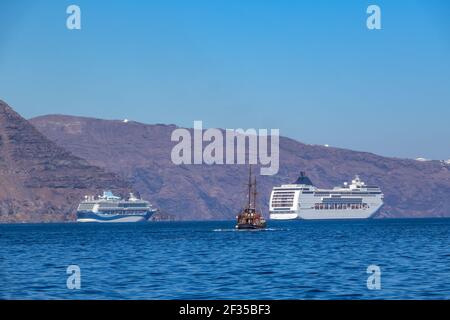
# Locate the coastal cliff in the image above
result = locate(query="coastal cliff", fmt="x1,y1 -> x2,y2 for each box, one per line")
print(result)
0,100 -> 131,222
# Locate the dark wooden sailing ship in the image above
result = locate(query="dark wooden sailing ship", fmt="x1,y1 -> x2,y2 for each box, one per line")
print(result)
235,165 -> 267,230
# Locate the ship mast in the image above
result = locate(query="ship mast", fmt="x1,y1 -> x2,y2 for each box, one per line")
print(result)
252,175 -> 257,211
248,165 -> 252,209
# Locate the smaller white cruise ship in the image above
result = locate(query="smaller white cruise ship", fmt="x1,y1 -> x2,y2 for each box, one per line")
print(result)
270,172 -> 384,220
77,191 -> 157,223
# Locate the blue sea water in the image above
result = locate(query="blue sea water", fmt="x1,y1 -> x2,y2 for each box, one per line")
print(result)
0,219 -> 449,300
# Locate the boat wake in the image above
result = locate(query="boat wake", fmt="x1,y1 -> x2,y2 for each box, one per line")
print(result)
213,228 -> 288,232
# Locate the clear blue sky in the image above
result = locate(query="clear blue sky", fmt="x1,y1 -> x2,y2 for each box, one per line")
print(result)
0,0 -> 449,160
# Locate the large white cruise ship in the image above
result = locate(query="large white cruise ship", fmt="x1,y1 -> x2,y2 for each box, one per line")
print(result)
77,191 -> 157,223
270,172 -> 384,220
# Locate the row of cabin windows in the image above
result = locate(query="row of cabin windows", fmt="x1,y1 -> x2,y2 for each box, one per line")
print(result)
272,197 -> 295,201
97,210 -> 148,215
314,203 -> 368,210
272,203 -> 293,208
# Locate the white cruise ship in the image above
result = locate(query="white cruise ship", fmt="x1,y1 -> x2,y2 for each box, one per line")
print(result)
270,172 -> 384,220
77,191 -> 157,223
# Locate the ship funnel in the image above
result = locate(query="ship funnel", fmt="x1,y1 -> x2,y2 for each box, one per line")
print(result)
129,193 -> 138,201
295,171 -> 314,186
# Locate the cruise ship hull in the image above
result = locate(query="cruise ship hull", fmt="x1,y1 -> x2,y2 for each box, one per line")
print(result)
270,205 -> 383,220
76,211 -> 154,223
